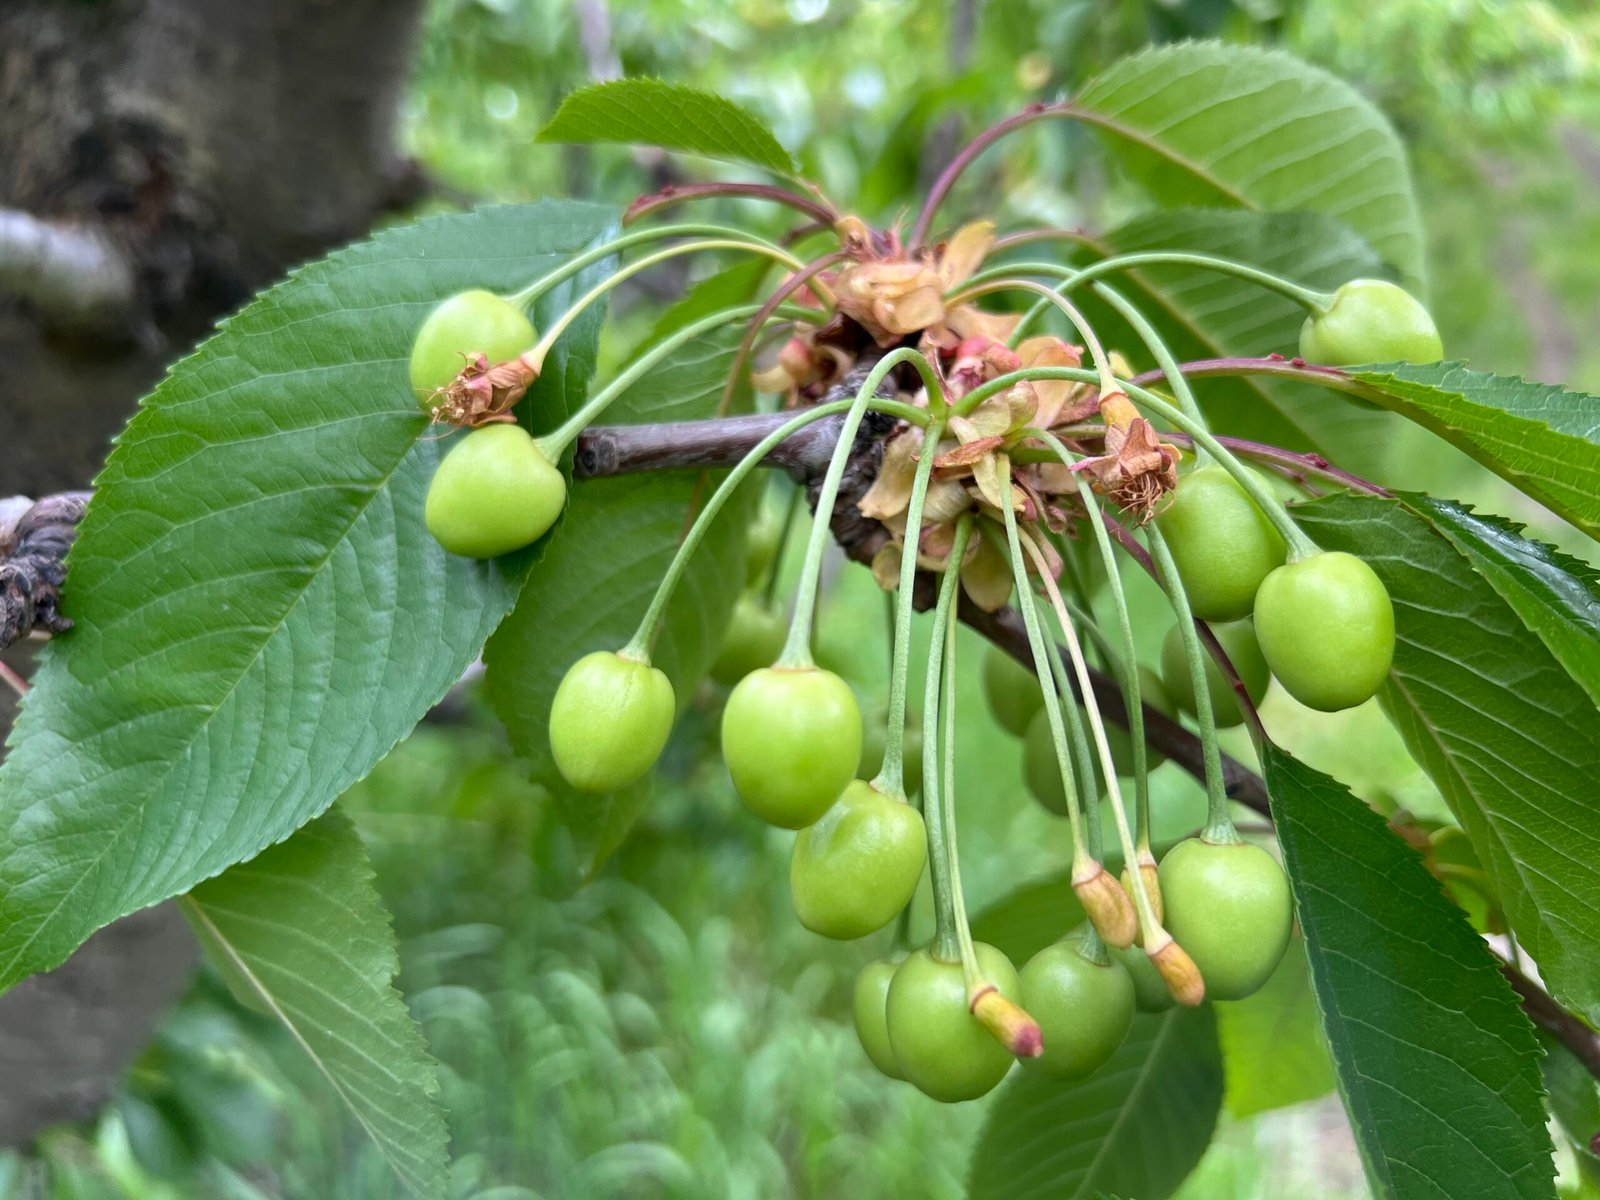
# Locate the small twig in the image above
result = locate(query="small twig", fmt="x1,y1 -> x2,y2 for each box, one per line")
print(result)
623,183 -> 838,228
0,659 -> 29,697
1,493 -> 91,652
1502,960 -> 1600,1081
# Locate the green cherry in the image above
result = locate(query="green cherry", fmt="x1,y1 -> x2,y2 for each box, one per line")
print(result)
721,666 -> 862,828
1021,708 -> 1072,816
709,594 -> 787,686
1019,941 -> 1135,1079
1109,942 -> 1175,1013
853,960 -> 904,1080
1160,619 -> 1270,729
1299,279 -> 1443,366
549,651 -> 675,792
1159,838 -> 1293,1001
791,780 -> 926,939
982,645 -> 1045,737
424,424 -> 567,558
1155,465 -> 1287,622
1253,551 -> 1394,712
886,944 -> 1023,1103
410,290 -> 536,408
744,509 -> 784,586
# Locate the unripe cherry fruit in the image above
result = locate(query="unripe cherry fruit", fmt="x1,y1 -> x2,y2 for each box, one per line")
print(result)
709,594 -> 786,686
1110,942 -> 1175,1013
548,651 -> 675,793
721,666 -> 861,828
1159,619 -> 1270,729
1155,465 -> 1286,622
410,290 -> 536,408
424,425 -> 567,558
852,960 -> 904,1080
858,703 -> 924,796
1253,551 -> 1394,712
1020,941 -> 1135,1079
1299,279 -> 1443,366
744,509 -> 783,586
981,645 -> 1044,737
1159,837 -> 1293,1001
791,780 -> 926,940
886,943 -> 1023,1103
1021,708 -> 1073,816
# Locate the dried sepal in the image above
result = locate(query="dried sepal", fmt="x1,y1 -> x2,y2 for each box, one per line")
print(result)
970,982 -> 1044,1058
428,352 -> 541,428
1073,861 -> 1139,949
1147,932 -> 1206,1007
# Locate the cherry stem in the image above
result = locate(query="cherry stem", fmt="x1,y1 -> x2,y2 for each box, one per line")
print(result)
620,394 -> 925,661
922,515 -> 975,963
960,249 -> 1334,314
1026,428 -> 1156,860
778,347 -> 940,668
537,300 -> 811,459
952,278 -> 1118,397
957,364 -> 1322,560
1019,526 -> 1164,942
527,240 -> 810,393
506,222 -> 799,310
997,476 -> 1090,874
623,182 -> 839,229
938,574 -> 985,994
1142,524 -> 1236,838
720,249 -> 846,419
874,413 -> 949,799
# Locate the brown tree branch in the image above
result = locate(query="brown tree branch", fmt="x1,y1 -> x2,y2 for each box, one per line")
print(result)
1,492 -> 91,652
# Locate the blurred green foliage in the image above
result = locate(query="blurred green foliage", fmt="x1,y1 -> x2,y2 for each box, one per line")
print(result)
11,1 -> 1600,1196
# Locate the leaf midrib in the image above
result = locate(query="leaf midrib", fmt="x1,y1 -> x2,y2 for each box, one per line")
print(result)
178,893 -> 429,1191
1069,1012 -> 1181,1197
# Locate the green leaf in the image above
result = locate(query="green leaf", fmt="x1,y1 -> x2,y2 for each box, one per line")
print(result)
538,79 -> 797,175
1063,208 -> 1393,472
1345,362 -> 1600,539
969,874 -> 1084,965
1074,41 -> 1424,284
1263,743 -> 1554,1200
0,202 -> 616,992
483,328 -> 751,880
967,1006 -> 1222,1200
1541,1036 -> 1600,1183
1408,496 -> 1600,708
181,810 -> 447,1199
646,258 -> 772,342
1293,492 -> 1600,1027
1215,937 -> 1336,1118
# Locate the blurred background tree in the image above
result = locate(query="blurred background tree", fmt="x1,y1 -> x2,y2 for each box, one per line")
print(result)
5,2 -> 1598,1197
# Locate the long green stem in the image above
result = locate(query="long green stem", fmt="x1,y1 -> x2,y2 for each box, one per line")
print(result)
779,348 -> 942,667
922,516 -> 974,962
1144,525 -> 1234,840
938,576 -> 984,993
997,478 -> 1090,876
955,250 -> 1333,314
506,223 -> 800,309
525,238 -> 808,382
873,414 -> 949,798
1019,530 -> 1162,940
619,395 -> 927,660
957,365 -> 1321,560
536,301 -> 811,458
1027,429 -> 1154,862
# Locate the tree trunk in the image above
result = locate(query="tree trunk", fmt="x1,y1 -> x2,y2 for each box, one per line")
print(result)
0,0 -> 429,1146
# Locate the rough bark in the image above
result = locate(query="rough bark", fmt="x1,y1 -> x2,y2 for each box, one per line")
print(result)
0,0 -> 429,1147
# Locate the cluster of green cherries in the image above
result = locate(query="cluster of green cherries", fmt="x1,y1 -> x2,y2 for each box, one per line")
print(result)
406,249 -> 1434,1103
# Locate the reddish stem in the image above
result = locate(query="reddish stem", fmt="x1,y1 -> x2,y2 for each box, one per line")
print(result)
912,101 -> 1074,248
624,182 -> 838,228
0,659 -> 29,697
717,249 -> 845,419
